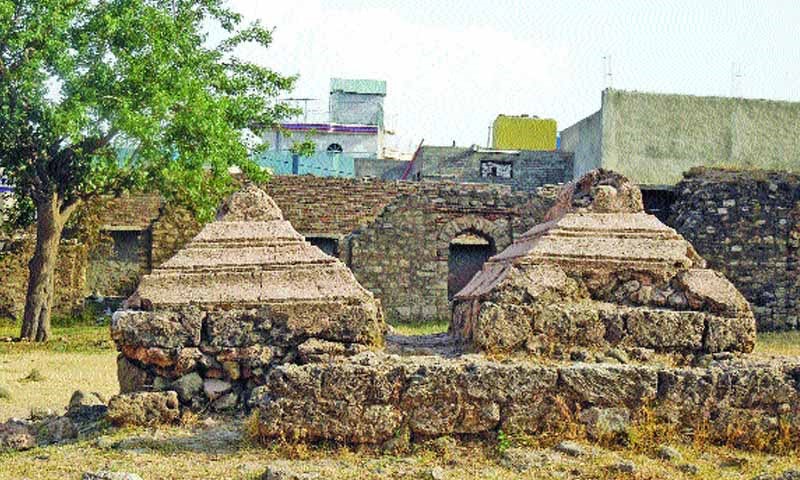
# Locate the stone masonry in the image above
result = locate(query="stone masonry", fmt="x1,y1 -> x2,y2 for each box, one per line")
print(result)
250,172 -> 797,450
111,184 -> 385,410
669,168 -> 800,331
452,170 -> 756,355
346,183 -> 552,322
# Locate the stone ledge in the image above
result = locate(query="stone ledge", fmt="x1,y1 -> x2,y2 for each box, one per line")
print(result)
252,352 -> 800,446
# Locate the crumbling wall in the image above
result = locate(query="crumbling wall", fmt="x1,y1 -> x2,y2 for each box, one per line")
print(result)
669,168 -> 800,331
0,236 -> 87,320
347,184 -> 552,322
264,175 -> 417,238
253,352 -> 800,449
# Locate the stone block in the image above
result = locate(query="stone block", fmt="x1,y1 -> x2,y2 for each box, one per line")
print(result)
106,391 -> 180,426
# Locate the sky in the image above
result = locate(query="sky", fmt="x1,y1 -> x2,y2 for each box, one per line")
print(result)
226,0 -> 800,152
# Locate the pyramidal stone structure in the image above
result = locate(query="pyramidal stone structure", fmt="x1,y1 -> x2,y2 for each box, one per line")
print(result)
111,184 -> 384,411
452,169 -> 756,355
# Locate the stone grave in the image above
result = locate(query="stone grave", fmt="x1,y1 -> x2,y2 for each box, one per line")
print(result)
451,168 -> 756,355
111,184 -> 384,410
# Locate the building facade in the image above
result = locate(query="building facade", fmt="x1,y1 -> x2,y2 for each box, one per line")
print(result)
413,145 -> 573,191
561,89 -> 800,185
263,78 -> 387,168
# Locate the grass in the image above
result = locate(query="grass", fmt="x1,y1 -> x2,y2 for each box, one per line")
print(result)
1,421 -> 799,479
754,330 -> 800,357
0,322 -> 117,420
388,319 -> 450,336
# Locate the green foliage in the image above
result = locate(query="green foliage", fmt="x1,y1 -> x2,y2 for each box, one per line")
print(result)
496,429 -> 512,455
0,0 -> 298,223
289,137 -> 317,158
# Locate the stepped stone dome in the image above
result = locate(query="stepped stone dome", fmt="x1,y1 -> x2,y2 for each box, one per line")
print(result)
111,184 -> 384,409
452,169 -> 755,355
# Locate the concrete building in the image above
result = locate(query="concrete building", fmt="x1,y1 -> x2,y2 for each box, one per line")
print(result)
492,115 -> 557,150
264,78 -> 387,164
561,89 -> 800,186
412,145 -> 572,192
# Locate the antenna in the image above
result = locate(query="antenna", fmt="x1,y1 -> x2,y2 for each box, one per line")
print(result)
731,62 -> 743,97
602,55 -> 613,89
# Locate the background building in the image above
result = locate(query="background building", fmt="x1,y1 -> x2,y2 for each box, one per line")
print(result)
260,78 -> 388,177
492,115 -> 557,151
561,89 -> 800,185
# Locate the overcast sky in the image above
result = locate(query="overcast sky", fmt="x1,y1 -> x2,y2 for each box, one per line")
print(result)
227,0 -> 800,152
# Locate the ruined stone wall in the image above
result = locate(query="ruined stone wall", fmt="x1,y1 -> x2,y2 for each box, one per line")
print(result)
254,352 -> 800,450
264,175 -> 417,238
347,184 -> 552,322
0,236 -> 87,320
149,204 -> 202,268
669,168 -> 800,331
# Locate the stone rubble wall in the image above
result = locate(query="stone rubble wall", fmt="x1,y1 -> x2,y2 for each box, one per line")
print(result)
346,183 -> 552,322
669,168 -> 800,331
252,352 -> 800,448
0,236 -> 87,320
111,303 -> 384,411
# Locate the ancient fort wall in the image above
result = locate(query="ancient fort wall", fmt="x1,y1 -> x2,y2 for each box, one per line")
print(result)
669,168 -> 800,331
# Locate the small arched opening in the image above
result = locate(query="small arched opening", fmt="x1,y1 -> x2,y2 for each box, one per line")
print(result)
326,143 -> 343,154
447,231 -> 495,300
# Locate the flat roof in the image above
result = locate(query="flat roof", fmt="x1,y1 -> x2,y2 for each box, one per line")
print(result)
330,78 -> 386,96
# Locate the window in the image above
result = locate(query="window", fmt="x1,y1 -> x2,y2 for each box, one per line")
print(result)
327,143 -> 343,153
480,161 -> 513,179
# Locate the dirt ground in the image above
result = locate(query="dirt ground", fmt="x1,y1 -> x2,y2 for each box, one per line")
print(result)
1,324 -> 799,479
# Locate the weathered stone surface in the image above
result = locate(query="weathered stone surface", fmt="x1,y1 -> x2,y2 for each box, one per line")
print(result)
0,420 -> 36,452
171,372 -> 203,403
112,184 -> 386,407
453,169 -> 756,355
558,364 -> 658,408
203,379 -> 232,400
117,355 -> 153,393
106,391 -> 180,427
111,309 -> 202,348
35,416 -> 78,445
255,352 -> 800,446
578,407 -> 631,441
68,390 -> 106,411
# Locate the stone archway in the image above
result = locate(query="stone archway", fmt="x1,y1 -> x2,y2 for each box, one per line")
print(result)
448,231 -> 495,299
438,216 -> 511,300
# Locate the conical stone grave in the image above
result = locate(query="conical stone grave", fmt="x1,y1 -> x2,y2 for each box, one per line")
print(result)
111,184 -> 385,411
452,169 -> 756,355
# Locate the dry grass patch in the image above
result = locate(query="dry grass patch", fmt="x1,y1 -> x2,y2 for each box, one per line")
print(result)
754,330 -> 800,357
0,323 -> 117,421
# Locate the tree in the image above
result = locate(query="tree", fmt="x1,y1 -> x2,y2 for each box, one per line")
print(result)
0,0 -> 296,341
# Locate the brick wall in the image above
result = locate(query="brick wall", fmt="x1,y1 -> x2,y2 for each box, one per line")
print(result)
264,175 -> 418,237
669,168 -> 800,331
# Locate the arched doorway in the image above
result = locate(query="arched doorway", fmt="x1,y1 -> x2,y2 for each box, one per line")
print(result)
448,231 -> 495,300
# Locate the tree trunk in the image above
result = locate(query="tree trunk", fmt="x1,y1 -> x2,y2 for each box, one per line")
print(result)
20,193 -> 67,342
